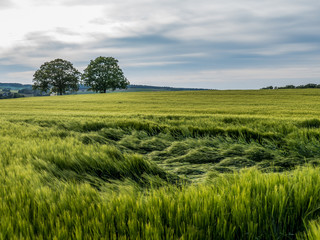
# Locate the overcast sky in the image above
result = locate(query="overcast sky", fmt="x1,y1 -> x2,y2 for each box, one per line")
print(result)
0,0 -> 320,89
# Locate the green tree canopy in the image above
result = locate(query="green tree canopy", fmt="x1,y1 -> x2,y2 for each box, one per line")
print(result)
33,59 -> 80,95
82,56 -> 129,93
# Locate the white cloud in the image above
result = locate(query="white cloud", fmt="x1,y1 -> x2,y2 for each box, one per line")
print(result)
0,2 -> 104,49
228,43 -> 319,56
200,66 -> 320,81
0,0 -> 320,88
2,0 -> 319,48
0,0 -> 14,8
3,71 -> 34,83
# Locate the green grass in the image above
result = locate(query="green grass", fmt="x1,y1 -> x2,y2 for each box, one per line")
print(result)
2,89 -> 320,238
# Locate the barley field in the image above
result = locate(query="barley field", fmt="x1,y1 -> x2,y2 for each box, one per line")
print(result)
1,89 -> 320,239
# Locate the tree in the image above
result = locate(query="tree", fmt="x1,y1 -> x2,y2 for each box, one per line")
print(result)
33,59 -> 80,95
82,56 -> 129,93
261,86 -> 273,90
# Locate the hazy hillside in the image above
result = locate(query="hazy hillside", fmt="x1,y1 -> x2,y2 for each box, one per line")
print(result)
0,82 -> 209,93
0,82 -> 33,90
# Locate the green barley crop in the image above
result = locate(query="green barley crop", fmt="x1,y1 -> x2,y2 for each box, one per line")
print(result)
1,89 -> 320,238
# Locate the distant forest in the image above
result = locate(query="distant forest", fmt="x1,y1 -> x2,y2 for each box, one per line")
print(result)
261,83 -> 320,90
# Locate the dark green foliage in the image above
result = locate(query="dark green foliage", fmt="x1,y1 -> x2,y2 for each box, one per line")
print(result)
272,157 -> 304,170
119,134 -> 142,151
221,144 -> 245,157
245,146 -> 275,162
217,157 -> 255,167
0,92 -> 25,99
81,121 -> 109,132
81,133 -> 112,145
98,128 -> 125,141
167,146 -> 223,164
32,144 -> 173,187
18,88 -> 33,94
164,141 -> 191,156
299,119 -> 320,128
261,85 -> 274,89
33,59 -> 80,95
175,166 -> 206,175
82,56 -> 129,93
117,120 -> 165,136
118,132 -> 170,154
278,85 -> 296,89
297,83 -> 319,89
139,137 -> 171,153
262,83 -> 320,89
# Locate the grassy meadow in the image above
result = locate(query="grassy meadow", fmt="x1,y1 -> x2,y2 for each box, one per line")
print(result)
1,89 -> 320,239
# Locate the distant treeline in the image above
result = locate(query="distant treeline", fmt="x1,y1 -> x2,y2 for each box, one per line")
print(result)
0,83 -> 209,99
261,83 -> 320,90
0,84 -> 48,99
0,92 -> 25,99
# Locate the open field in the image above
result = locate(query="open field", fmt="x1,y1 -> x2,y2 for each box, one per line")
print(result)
1,89 -> 320,239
